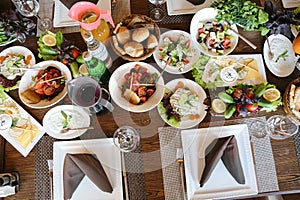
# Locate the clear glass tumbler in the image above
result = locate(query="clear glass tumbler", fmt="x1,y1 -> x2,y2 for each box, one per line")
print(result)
113,126 -> 140,152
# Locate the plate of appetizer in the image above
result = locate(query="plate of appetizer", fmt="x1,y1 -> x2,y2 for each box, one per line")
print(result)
153,30 -> 200,74
109,62 -> 164,113
181,124 -> 258,200
18,60 -> 72,109
157,78 -> 207,129
190,8 -> 239,57
0,90 -> 45,157
0,46 -> 35,91
192,54 -> 267,89
263,34 -> 297,77
211,82 -> 282,119
43,105 -> 90,139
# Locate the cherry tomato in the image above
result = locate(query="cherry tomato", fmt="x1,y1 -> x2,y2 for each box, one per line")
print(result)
61,59 -> 69,66
71,48 -> 79,58
223,37 -> 231,46
247,103 -> 258,112
233,88 -> 243,99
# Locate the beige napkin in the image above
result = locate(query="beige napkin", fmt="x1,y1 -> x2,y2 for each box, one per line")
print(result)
60,0 -> 98,9
63,153 -> 113,200
199,135 -> 245,187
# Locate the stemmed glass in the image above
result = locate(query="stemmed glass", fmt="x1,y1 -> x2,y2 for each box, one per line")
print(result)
11,0 -> 52,31
113,126 -> 140,153
149,0 -> 166,22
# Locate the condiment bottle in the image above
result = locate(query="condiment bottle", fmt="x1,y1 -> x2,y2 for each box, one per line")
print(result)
82,51 -> 111,84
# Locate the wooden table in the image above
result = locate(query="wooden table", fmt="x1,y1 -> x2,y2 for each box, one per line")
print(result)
1,0 -> 300,199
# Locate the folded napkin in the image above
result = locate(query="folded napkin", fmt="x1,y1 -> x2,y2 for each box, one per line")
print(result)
186,0 -> 205,6
63,153 -> 113,200
199,135 -> 245,187
60,0 -> 98,9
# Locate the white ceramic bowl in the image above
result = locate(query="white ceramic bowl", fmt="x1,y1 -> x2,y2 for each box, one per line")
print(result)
190,8 -> 239,57
109,62 -> 164,113
19,60 -> 72,109
153,30 -> 200,74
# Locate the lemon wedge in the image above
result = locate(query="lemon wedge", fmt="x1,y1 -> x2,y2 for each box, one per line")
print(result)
42,34 -> 56,47
263,88 -> 281,102
212,98 -> 227,113
79,64 -> 89,76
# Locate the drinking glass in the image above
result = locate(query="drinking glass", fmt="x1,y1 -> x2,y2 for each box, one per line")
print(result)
250,119 -> 268,139
113,126 -> 140,152
11,0 -> 52,31
148,0 -> 166,22
266,115 -> 299,140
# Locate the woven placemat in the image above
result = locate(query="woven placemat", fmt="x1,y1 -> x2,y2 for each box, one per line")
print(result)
34,130 -> 146,200
159,116 -> 279,200
293,132 -> 300,167
148,3 -> 193,25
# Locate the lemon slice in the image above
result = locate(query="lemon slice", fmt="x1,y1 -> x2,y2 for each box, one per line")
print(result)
212,99 -> 227,113
79,64 -> 89,76
263,88 -> 281,102
42,34 -> 56,47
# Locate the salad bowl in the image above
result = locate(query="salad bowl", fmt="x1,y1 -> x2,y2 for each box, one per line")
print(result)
153,30 -> 200,74
190,8 -> 239,57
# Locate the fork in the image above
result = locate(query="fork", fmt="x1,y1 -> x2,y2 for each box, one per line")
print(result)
176,148 -> 186,200
60,126 -> 94,133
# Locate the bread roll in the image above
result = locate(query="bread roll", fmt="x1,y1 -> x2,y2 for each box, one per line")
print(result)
112,35 -> 126,55
21,89 -> 41,104
116,26 -> 131,44
147,34 -> 158,49
132,28 -> 150,42
124,41 -> 144,57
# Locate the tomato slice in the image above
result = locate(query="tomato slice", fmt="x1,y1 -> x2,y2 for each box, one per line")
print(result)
247,103 -> 258,112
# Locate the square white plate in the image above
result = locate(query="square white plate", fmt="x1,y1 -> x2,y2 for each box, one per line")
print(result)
53,0 -> 111,28
166,0 -> 213,16
0,92 -> 45,157
181,124 -> 258,200
53,138 -> 123,200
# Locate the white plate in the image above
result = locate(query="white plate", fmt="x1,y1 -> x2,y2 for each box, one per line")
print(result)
157,78 -> 207,129
166,0 -> 213,16
190,8 -> 239,57
53,138 -> 123,200
153,30 -> 200,74
0,46 -> 36,90
53,0 -> 111,28
109,62 -> 164,113
0,92 -> 45,157
282,0 -> 300,8
194,54 -> 267,89
43,105 -> 90,139
181,124 -> 258,200
263,34 -> 297,77
18,60 -> 72,109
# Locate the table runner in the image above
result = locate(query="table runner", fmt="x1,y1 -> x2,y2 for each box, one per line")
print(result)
159,116 -> 279,200
34,132 -> 146,200
293,133 -> 300,167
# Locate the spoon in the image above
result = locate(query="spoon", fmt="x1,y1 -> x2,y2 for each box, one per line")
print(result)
60,126 -> 94,133
221,20 -> 257,50
266,36 -> 274,60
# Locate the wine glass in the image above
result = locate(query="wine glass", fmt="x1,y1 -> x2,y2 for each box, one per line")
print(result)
11,0 -> 52,31
113,126 -> 140,152
149,0 -> 166,22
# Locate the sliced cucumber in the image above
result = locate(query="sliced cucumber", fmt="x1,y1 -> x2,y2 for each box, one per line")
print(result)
178,93 -> 188,106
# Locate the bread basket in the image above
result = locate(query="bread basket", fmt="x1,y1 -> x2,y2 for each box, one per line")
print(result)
111,14 -> 160,61
283,77 -> 300,125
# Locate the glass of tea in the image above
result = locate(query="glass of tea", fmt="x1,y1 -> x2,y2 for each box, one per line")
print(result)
67,76 -> 114,113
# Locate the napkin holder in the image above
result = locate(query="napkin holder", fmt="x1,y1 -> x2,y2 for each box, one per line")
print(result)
0,172 -> 19,197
